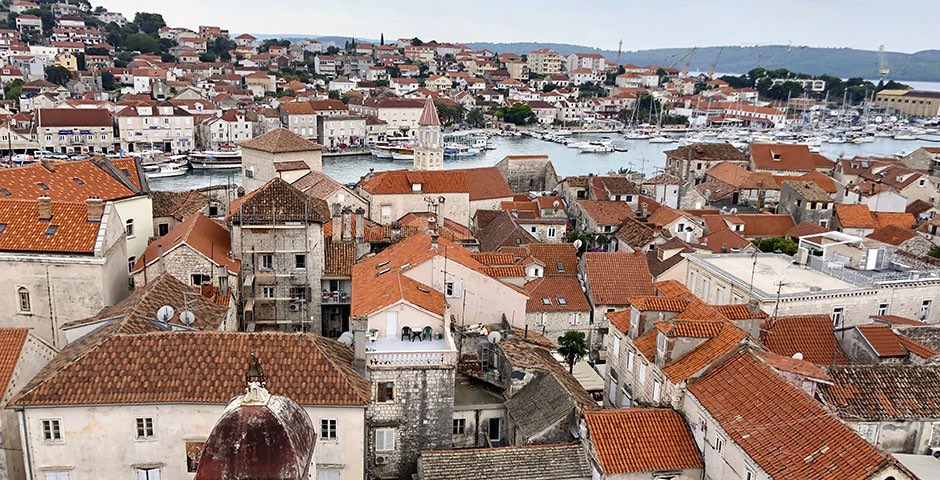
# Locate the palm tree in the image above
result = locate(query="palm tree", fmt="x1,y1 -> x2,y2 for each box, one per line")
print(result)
557,331 -> 588,374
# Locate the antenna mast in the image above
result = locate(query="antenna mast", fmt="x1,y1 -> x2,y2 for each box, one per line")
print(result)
877,45 -> 890,83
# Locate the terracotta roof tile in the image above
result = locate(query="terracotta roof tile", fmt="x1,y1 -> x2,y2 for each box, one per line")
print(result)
359,167 -> 512,201
689,351 -> 888,479
760,315 -> 849,365
756,350 -> 831,381
856,325 -> 913,358
0,199 -> 102,254
750,143 -> 822,172
324,241 -> 357,276
583,251 -> 654,305
0,159 -> 139,201
834,204 -> 875,229
526,243 -> 579,275
664,143 -> 748,162
227,178 -> 330,224
398,212 -> 474,242
12,332 -> 370,407
584,409 -> 703,474
866,225 -> 917,245
785,221 -> 830,238
0,328 -> 29,393
577,200 -> 634,226
418,443 -> 591,480
240,128 -> 322,153
713,304 -> 768,320
656,280 -> 693,299
470,252 -> 515,265
871,212 -> 915,230
134,213 -> 239,272
525,276 -> 590,312
820,365 -> 940,421
480,265 -> 525,278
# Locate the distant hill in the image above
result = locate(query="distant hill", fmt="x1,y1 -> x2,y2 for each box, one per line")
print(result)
464,43 -> 940,83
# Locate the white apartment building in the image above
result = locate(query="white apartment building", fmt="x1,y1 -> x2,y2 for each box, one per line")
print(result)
115,103 -> 195,153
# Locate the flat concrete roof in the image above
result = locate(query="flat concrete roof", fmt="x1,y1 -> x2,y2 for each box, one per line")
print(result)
689,253 -> 860,300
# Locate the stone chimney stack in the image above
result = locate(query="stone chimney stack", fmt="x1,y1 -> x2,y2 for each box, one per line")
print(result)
86,196 -> 104,222
354,208 -> 365,242
342,206 -> 352,242
351,315 -> 368,374
38,196 -> 52,221
331,203 -> 342,243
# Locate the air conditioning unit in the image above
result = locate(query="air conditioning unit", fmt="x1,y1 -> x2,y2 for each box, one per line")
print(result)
288,303 -> 301,312
375,455 -> 389,465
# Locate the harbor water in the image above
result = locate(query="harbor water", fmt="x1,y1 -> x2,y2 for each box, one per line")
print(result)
147,134 -> 940,191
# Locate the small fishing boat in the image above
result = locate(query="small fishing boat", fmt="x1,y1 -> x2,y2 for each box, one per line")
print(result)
189,149 -> 242,170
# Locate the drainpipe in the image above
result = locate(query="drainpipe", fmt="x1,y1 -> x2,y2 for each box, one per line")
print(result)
17,409 -> 32,480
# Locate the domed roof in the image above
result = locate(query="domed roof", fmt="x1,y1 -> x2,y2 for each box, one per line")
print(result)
196,357 -> 316,480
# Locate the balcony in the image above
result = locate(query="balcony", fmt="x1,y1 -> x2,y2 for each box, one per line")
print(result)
321,291 -> 350,304
365,335 -> 457,368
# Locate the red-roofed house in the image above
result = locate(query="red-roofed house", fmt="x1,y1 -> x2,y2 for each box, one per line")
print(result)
750,144 -> 834,175
357,167 -> 513,228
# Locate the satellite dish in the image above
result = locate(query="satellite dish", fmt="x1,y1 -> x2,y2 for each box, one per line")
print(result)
487,331 -> 502,344
792,352 -> 804,361
180,310 -> 195,326
552,200 -> 560,208
338,332 -> 355,346
573,239 -> 583,250
438,196 -> 446,203
427,216 -> 436,224
156,305 -> 174,323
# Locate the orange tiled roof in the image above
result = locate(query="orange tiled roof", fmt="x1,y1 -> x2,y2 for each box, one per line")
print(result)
240,127 -> 322,153
352,268 -> 444,317
871,211 -> 915,230
134,213 -> 239,273
662,322 -> 746,382
834,204 -> 875,229
655,280 -> 693,299
750,143 -> 823,172
760,315 -> 849,365
856,325 -> 911,358
11,332 -> 371,407
525,276 -> 590,312
627,296 -> 688,313
359,167 -> 512,201
0,159 -> 139,201
526,243 -> 579,275
820,365 -> 940,420
470,252 -> 515,266
584,408 -> 703,475
481,265 -> 525,278
0,328 -> 29,392
584,251 -> 654,306
866,225 -> 917,246
0,199 -> 102,254
713,304 -> 768,320
577,200 -> 634,226
689,351 -> 888,479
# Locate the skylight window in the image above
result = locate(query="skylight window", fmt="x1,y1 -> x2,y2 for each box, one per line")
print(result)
72,177 -> 84,185
45,225 -> 58,236
556,261 -> 565,272
0,224 -> 6,235
557,297 -> 567,305
0,188 -> 9,197
542,297 -> 551,305
37,182 -> 49,190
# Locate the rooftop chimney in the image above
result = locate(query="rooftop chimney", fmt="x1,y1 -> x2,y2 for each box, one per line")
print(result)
86,196 -> 104,223
342,207 -> 352,242
354,207 -> 365,242
331,207 -> 342,243
37,195 -> 52,221
40,158 -> 55,172
350,315 -> 367,374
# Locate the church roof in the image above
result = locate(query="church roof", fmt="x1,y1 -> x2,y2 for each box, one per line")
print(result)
418,97 -> 440,126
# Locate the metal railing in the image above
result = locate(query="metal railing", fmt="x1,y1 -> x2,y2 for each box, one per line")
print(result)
321,291 -> 351,304
806,255 -> 940,287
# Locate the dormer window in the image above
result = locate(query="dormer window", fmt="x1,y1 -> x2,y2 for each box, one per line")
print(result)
411,183 -> 422,192
772,152 -> 781,161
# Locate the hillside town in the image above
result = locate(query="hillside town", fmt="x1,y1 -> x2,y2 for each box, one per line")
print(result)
0,1 -> 939,479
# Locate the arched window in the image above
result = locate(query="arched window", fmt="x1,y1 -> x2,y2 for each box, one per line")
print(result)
17,287 -> 30,312
125,219 -> 134,237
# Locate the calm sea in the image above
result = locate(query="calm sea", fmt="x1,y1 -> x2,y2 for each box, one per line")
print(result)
148,134 -> 940,191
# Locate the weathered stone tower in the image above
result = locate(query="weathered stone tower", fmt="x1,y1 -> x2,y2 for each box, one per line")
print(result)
413,98 -> 444,171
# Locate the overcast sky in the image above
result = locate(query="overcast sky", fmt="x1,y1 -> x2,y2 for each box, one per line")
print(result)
98,0 -> 934,53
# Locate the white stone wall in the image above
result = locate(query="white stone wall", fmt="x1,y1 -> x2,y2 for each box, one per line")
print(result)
681,395 -> 769,480
365,192 -> 470,227
117,196 -> 154,261
525,311 -> 589,346
242,148 -> 323,193
21,403 -> 365,480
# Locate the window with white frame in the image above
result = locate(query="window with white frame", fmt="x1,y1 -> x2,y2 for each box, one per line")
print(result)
317,470 -> 341,480
260,254 -> 273,270
135,417 -> 154,439
261,286 -> 275,298
125,219 -> 134,237
547,227 -> 556,238
652,380 -> 662,403
375,428 -> 396,452
135,467 -> 160,480
878,303 -> 889,316
627,351 -> 634,372
611,335 -> 620,359
639,362 -> 647,383
17,287 -> 30,313
320,419 -> 337,440
921,300 -> 932,320
44,473 -> 70,480
714,435 -> 724,455
744,468 -> 754,480
41,419 -> 61,442
445,282 -> 462,298
656,333 -> 667,359
831,307 -> 844,326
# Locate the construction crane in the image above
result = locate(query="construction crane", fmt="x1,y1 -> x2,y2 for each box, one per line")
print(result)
667,47 -> 696,77
616,39 -> 623,64
878,45 -> 890,82
707,46 -> 724,80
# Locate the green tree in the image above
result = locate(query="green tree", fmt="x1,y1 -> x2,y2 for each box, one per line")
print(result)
435,102 -> 466,126
21,8 -> 54,33
100,71 -> 116,91
753,237 -> 799,255
541,82 -> 559,93
930,245 -> 940,260
466,108 -> 485,127
328,90 -> 340,100
213,36 -> 234,62
3,79 -> 23,101
199,52 -> 217,62
44,65 -> 72,86
494,103 -> 536,125
76,52 -> 86,71
124,32 -> 160,53
557,331 -> 589,374
132,12 -> 165,36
